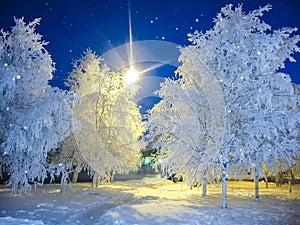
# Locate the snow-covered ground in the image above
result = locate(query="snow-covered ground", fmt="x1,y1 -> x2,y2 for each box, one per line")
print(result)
0,175 -> 299,225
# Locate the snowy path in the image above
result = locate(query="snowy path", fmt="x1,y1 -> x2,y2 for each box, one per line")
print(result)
0,176 -> 299,225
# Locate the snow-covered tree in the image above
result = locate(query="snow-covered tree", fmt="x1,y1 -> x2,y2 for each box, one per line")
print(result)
146,76 -> 221,196
68,50 -> 145,185
0,18 -> 72,193
147,4 -> 300,208
185,4 -> 300,206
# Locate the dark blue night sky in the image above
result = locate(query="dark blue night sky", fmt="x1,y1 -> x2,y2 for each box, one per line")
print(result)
1,0 -> 300,90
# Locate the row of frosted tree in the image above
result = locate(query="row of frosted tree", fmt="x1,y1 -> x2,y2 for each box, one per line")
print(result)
0,18 -> 145,193
0,5 -> 299,208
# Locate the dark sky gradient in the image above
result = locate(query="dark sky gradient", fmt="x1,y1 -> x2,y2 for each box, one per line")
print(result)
1,0 -> 300,89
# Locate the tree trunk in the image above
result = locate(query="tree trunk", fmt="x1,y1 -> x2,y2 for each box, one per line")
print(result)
92,174 -> 100,187
288,169 -> 292,193
202,179 -> 207,197
255,169 -> 259,200
222,164 -> 227,209
60,171 -> 68,194
72,171 -> 79,183
276,172 -> 283,187
264,170 -> 269,189
72,165 -> 81,183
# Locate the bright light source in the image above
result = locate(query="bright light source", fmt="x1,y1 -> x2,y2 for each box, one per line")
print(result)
124,66 -> 139,84
142,157 -> 152,166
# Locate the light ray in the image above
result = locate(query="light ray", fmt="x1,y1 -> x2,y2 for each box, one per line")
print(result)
128,0 -> 134,66
124,61 -> 167,85
105,2 -> 170,85
139,62 -> 166,75
125,0 -> 139,85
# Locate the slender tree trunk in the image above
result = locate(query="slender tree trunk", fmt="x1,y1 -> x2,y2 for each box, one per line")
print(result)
72,171 -> 79,183
288,169 -> 292,193
202,179 -> 207,197
264,170 -> 269,189
60,171 -> 68,194
92,174 -> 100,187
255,169 -> 259,200
276,172 -> 283,187
72,165 -> 81,183
275,172 -> 280,187
222,164 -> 227,209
